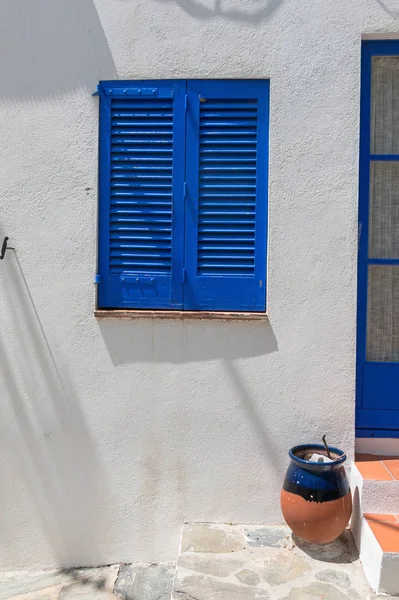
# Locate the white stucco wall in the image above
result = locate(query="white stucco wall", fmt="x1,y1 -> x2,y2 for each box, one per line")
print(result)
1,0 -> 397,571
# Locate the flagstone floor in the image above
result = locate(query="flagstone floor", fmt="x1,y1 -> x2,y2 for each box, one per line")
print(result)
0,525 -> 389,600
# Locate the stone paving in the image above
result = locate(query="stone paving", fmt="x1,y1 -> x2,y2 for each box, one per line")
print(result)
0,564 -> 174,600
0,525 -> 390,600
172,524 -> 386,600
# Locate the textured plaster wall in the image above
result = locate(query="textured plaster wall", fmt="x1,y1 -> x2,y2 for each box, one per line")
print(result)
0,0 -> 397,571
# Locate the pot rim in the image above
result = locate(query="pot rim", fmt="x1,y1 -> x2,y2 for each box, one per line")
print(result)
289,444 -> 347,468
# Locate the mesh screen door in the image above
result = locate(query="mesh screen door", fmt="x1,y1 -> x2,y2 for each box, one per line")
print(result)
357,44 -> 399,436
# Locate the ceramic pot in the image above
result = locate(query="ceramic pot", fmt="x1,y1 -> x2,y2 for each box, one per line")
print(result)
280,444 -> 352,544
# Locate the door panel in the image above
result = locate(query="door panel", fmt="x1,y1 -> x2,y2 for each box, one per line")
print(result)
356,407 -> 399,430
363,363 -> 399,410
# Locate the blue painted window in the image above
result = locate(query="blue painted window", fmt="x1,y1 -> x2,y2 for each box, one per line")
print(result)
97,80 -> 269,312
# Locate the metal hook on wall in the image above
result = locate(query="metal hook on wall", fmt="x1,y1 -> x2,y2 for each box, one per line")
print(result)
0,237 -> 15,260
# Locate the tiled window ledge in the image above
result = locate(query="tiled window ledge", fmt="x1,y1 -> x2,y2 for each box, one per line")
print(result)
94,310 -> 268,321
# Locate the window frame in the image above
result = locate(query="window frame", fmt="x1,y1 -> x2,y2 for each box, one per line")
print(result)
96,79 -> 270,313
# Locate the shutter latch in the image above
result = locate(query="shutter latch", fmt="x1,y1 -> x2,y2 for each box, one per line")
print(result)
94,274 -> 102,284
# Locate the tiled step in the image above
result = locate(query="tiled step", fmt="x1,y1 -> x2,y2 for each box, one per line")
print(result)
356,454 -> 399,479
352,513 -> 399,596
351,455 -> 399,595
351,454 -> 399,514
365,513 -> 399,553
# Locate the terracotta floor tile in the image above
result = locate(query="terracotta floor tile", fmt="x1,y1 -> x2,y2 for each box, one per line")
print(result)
396,515 -> 399,523
355,459 -> 394,481
365,515 -> 399,552
382,459 -> 399,480
365,513 -> 398,523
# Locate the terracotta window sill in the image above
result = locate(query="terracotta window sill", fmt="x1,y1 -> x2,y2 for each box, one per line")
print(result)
94,309 -> 268,321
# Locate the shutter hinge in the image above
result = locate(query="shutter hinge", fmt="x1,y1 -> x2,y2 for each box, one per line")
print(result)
184,181 -> 187,199
94,274 -> 102,284
358,222 -> 362,243
185,94 -> 188,111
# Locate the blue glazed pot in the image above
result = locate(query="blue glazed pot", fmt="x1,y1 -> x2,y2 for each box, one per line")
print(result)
280,444 -> 352,544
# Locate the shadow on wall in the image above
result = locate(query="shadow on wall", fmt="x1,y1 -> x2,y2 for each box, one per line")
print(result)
151,0 -> 285,24
0,0 -> 116,99
98,314 -> 282,467
376,0 -> 399,16
0,250 -> 108,568
98,318 -> 278,364
223,358 -> 284,477
99,318 -> 283,478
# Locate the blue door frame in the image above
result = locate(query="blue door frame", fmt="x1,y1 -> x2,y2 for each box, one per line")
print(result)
357,41 -> 399,438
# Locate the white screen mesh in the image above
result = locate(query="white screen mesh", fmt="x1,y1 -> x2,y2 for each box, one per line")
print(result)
367,265 -> 399,361
371,56 -> 399,154
369,161 -> 399,258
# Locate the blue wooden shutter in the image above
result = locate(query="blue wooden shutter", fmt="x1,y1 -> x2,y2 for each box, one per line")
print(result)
184,80 -> 269,312
97,81 -> 186,309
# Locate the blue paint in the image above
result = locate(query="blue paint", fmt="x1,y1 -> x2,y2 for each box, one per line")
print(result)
184,80 -> 269,311
356,428 -> 399,438
97,80 -> 186,309
362,363 -> 399,411
368,258 -> 399,265
356,42 -> 399,436
97,79 -> 269,312
283,445 -> 349,503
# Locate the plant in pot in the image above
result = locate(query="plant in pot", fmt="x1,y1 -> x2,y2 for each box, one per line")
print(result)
281,437 -> 352,544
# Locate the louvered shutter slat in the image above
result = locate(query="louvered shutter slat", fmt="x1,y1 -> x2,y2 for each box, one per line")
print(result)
184,80 -> 269,312
97,81 -> 186,309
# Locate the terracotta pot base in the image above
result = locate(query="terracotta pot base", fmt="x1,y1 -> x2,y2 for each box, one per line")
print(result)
281,489 -> 352,544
